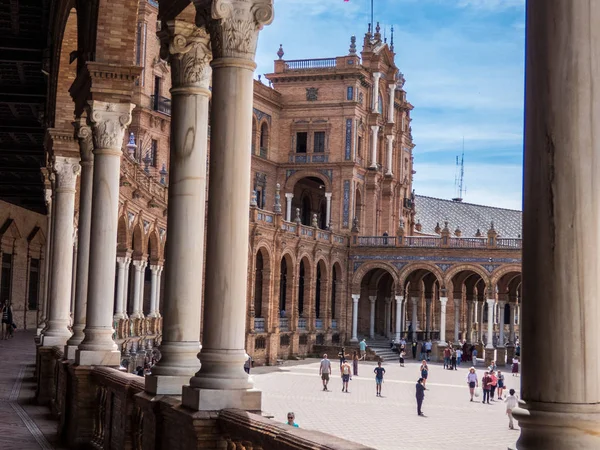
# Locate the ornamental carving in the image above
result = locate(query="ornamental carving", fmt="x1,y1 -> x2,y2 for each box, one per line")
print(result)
74,118 -> 94,163
87,101 -> 134,150
207,0 -> 274,60
53,156 -> 81,189
160,21 -> 212,89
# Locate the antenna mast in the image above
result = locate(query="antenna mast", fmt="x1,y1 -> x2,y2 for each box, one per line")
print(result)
452,138 -> 465,202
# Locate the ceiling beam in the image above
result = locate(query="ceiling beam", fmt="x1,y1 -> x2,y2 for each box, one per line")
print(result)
0,146 -> 44,156
0,48 -> 43,63
0,166 -> 43,173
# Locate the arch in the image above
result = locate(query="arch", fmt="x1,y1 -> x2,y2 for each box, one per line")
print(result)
284,170 -> 332,193
315,259 -> 327,319
259,121 -> 269,154
117,214 -> 130,251
278,252 -> 294,315
252,116 -> 258,154
352,261 -> 399,293
398,262 -> 445,292
297,256 -> 312,317
131,223 -> 145,258
331,262 -> 343,320
490,264 -> 523,289
253,247 -> 271,319
443,264 -> 490,291
148,230 -> 160,263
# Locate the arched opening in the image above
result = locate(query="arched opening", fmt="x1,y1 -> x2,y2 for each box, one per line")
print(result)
254,252 -> 264,318
298,260 -> 306,316
291,176 -> 328,229
252,117 -> 258,154
260,122 -> 269,156
331,263 -> 342,321
449,268 -> 486,344
354,187 -> 363,229
358,267 -> 395,338
301,195 -> 311,226
315,263 -> 322,319
51,8 -> 78,129
279,255 -> 293,317
319,198 -> 327,229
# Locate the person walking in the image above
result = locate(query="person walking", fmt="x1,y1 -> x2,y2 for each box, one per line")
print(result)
340,359 -> 352,392
443,346 -> 451,369
456,347 -> 463,366
481,371 -> 492,404
425,340 -> 432,361
411,340 -> 417,359
512,357 -> 519,376
2,301 -> 13,340
416,378 -> 425,416
319,353 -> 332,391
374,361 -> 385,397
244,354 -> 252,374
489,370 -> 498,401
359,339 -> 367,359
451,347 -> 457,370
419,341 -> 426,361
497,370 -> 505,399
466,367 -> 478,401
352,351 -> 359,376
399,349 -> 405,367
505,389 -> 519,429
472,347 -> 478,366
419,360 -> 429,389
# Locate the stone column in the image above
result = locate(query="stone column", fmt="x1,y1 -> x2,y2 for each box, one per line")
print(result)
37,186 -> 53,335
372,72 -> 381,111
466,300 -> 474,344
42,156 -> 81,347
122,256 -> 131,317
395,295 -> 402,342
114,257 -> 128,320
387,83 -> 396,123
65,119 -> 94,358
156,265 -> 163,315
130,260 -> 144,319
148,265 -> 160,318
498,300 -> 506,346
515,2 -> 600,446
485,299 -> 495,349
324,192 -> 332,229
411,297 -> 418,341
368,295 -> 376,338
351,294 -> 359,342
438,297 -> 448,344
508,302 -> 516,344
425,298 -> 432,339
384,297 -> 391,338
183,1 -> 273,411
454,297 -> 460,343
76,101 -> 134,366
137,260 -> 147,316
285,193 -> 293,222
69,239 -> 77,325
385,135 -> 393,176
369,125 -> 379,168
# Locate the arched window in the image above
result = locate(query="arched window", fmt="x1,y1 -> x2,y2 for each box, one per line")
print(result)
252,118 -> 257,154
254,252 -> 263,317
315,264 -> 322,319
298,261 -> 305,315
378,93 -> 383,114
279,258 -> 287,313
331,267 -> 337,320
260,122 -> 269,157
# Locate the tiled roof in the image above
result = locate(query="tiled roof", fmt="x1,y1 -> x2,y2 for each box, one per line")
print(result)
414,195 -> 522,239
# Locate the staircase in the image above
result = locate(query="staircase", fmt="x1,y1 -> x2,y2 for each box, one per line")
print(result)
361,336 -> 398,362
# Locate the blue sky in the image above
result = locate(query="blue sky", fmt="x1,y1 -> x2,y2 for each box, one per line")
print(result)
255,0 -> 525,210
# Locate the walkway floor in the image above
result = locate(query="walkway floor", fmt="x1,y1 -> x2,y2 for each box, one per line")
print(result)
0,330 -> 64,450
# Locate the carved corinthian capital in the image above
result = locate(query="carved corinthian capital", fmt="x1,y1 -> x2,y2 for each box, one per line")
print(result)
202,0 -> 273,60
86,101 -> 134,151
159,21 -> 212,90
73,117 -> 94,163
53,156 -> 81,190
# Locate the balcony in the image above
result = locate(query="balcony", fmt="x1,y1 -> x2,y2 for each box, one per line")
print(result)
353,235 -> 522,249
254,317 -> 265,332
285,58 -> 337,71
315,318 -> 323,330
331,319 -> 337,330
279,317 -> 289,331
150,95 -> 171,116
357,236 -> 396,247
298,317 -> 307,331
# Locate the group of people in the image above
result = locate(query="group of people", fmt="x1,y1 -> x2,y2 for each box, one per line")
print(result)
0,301 -> 15,340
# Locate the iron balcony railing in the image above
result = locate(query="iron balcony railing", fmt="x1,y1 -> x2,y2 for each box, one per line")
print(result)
150,95 -> 171,116
284,58 -> 337,71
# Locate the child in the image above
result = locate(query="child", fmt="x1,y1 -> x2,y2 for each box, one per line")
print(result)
374,361 -> 385,397
399,350 -> 405,367
505,389 -> 519,429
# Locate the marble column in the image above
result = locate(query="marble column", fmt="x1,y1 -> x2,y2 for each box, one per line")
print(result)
508,302 -> 516,344
69,239 -> 77,325
183,1 -> 273,411
324,192 -> 332,228
76,101 -> 134,366
42,156 -> 81,347
438,297 -> 448,345
65,119 -> 94,358
130,260 -> 144,319
285,193 -> 293,222
466,300 -> 474,344
454,297 -> 460,343
384,297 -> 391,338
114,256 -> 128,320
372,72 -> 381,111
411,297 -> 418,341
425,298 -> 432,339
368,295 -> 376,338
485,299 -> 495,349
122,256 -> 131,317
156,265 -> 163,315
137,260 -> 147,316
515,2 -> 600,446
37,186 -> 53,335
370,125 -> 379,168
395,295 -> 402,342
351,294 -> 359,342
498,300 -> 506,346
147,265 -> 160,318
385,135 -> 393,176
388,83 -> 396,123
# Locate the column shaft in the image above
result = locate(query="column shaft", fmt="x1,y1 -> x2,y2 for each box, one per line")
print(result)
369,296 -> 376,338
351,295 -> 359,342
394,296 -> 402,341
370,125 -> 379,168
114,257 -> 127,320
466,300 -> 474,344
131,261 -> 143,319
411,297 -> 418,341
148,265 -> 159,318
439,297 -> 448,344
385,136 -> 393,176
285,193 -> 293,222
38,187 -> 53,334
388,83 -> 396,123
486,299 -> 495,349
425,298 -> 431,339
509,303 -> 515,344
454,298 -> 460,343
325,193 -> 332,228
498,301 -> 506,346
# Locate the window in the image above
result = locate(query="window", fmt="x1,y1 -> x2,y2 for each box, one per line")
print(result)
378,94 -> 384,114
358,136 -> 363,157
313,131 -> 325,153
296,132 -> 307,153
0,253 -> 12,304
28,258 -> 40,310
346,86 -> 354,100
255,336 -> 266,349
151,139 -> 158,167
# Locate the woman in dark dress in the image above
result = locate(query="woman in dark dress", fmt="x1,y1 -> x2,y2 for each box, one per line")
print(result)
352,351 -> 359,376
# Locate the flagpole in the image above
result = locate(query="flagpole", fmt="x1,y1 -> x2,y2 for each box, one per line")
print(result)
371,0 -> 374,33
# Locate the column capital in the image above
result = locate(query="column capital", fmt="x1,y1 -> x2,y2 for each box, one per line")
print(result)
132,259 -> 145,269
385,297 -> 392,305
370,125 -> 380,133
411,296 -> 418,305
351,294 -> 360,302
372,71 -> 382,81
439,296 -> 448,306
116,256 -> 129,266
52,156 -> 81,191
369,295 -> 377,303
284,192 -> 294,199
159,20 -> 212,91
454,297 -> 460,306
86,101 -> 134,151
388,82 -> 397,91
395,295 -> 403,303
149,264 -> 161,274
73,117 -> 94,163
386,134 -> 394,143
486,298 -> 496,307
498,300 -> 507,308
44,187 -> 53,208
197,0 -> 274,62
324,192 -> 332,199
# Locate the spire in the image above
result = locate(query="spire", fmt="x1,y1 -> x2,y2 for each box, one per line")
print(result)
390,25 -> 395,52
349,35 -> 357,55
375,21 -> 381,41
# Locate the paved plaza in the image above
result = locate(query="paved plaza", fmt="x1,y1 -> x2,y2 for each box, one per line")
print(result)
253,357 -> 521,450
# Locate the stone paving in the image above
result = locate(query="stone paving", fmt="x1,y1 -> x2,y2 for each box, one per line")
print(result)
252,358 -> 521,450
0,330 -> 66,450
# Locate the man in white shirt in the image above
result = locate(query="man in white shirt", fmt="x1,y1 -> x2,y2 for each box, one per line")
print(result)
505,388 -> 519,429
319,354 -> 332,391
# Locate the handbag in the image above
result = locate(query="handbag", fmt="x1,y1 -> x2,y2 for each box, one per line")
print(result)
474,387 -> 481,398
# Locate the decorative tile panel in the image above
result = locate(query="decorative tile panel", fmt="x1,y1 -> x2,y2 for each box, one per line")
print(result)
345,118 -> 352,160
343,180 -> 350,228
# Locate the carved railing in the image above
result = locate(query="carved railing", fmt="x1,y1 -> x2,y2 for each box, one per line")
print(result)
254,318 -> 265,332
120,156 -> 168,204
357,236 -> 396,246
298,318 -> 307,331
284,58 -> 337,71
353,235 -> 522,249
448,237 -> 488,248
403,236 -> 442,247
279,317 -> 289,331
497,238 -> 521,249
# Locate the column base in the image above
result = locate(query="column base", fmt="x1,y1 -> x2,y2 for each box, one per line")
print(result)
41,334 -> 71,347
496,347 -> 507,366
64,345 -> 79,360
75,349 -> 121,366
145,375 -> 189,395
181,385 -> 261,412
350,337 -> 358,343
514,402 -> 600,449
484,348 -> 496,367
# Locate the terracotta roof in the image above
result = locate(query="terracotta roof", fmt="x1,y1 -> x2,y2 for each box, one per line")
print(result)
414,195 -> 522,239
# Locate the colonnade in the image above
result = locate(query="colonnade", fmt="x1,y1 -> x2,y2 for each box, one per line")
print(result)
38,1 -> 273,413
